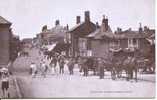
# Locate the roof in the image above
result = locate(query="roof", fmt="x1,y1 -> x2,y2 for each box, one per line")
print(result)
86,25 -> 113,39
0,16 -> 11,24
118,30 -> 151,39
41,25 -> 67,38
87,28 -> 152,40
68,22 -> 84,32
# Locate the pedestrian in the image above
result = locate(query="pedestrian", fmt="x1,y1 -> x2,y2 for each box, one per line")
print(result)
59,57 -> 65,74
50,57 -> 57,73
98,58 -> 105,79
93,58 -> 98,75
29,62 -> 33,75
41,61 -> 47,77
67,58 -> 75,75
1,70 -> 10,98
30,62 -> 37,78
83,58 -> 88,77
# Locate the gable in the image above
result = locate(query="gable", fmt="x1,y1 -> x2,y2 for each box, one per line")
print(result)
70,21 -> 96,37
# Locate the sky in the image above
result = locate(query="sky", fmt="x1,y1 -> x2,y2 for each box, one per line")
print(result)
0,0 -> 155,39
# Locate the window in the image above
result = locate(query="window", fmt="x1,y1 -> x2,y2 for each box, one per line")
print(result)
128,39 -> 138,49
79,38 -> 87,50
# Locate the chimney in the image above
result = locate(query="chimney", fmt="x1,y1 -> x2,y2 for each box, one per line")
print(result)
42,25 -> 47,32
139,23 -> 143,33
144,26 -> 149,32
76,16 -> 81,24
117,27 -> 122,33
85,11 -> 90,22
128,28 -> 132,31
96,22 -> 99,29
55,20 -> 60,26
66,24 -> 69,30
101,15 -> 109,32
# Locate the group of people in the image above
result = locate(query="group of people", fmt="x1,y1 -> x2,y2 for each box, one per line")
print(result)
29,48 -> 140,82
29,51 -> 77,78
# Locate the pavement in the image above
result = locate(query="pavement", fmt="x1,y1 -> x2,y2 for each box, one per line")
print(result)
9,47 -> 156,98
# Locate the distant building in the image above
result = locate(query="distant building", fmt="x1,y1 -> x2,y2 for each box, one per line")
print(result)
39,20 -> 68,46
68,11 -> 96,57
85,17 -> 155,59
0,16 -> 12,66
86,15 -> 112,58
21,38 -> 33,52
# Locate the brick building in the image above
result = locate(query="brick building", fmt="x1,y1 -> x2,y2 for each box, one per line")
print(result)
0,16 -> 12,66
87,20 -> 154,58
68,11 -> 96,57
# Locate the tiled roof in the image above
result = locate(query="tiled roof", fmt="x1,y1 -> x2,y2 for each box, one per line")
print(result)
86,25 -> 113,39
87,28 -> 151,40
40,25 -> 67,39
68,22 -> 85,32
0,16 -> 11,24
117,30 -> 151,39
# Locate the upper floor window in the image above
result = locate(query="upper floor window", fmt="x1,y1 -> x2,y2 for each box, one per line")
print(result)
128,38 -> 138,49
79,38 -> 87,50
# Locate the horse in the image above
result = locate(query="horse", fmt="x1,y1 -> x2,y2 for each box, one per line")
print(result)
110,49 -> 138,81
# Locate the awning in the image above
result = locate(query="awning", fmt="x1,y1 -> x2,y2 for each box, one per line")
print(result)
45,42 -> 58,51
109,48 -> 122,52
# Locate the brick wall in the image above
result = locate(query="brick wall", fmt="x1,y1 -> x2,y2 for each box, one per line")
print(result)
0,25 -> 10,65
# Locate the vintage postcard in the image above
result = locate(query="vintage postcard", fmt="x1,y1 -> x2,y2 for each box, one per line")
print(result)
0,0 -> 155,99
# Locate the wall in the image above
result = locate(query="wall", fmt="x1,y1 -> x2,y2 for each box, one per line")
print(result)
91,39 -> 110,58
0,25 -> 10,65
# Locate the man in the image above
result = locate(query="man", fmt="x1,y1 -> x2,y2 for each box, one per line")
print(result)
83,58 -> 88,77
98,58 -> 105,79
41,61 -> 48,77
67,58 -> 75,75
1,70 -> 10,98
59,58 -> 65,74
30,62 -> 37,78
50,57 -> 57,73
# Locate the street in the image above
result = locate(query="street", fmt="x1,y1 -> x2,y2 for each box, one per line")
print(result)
11,48 -> 155,98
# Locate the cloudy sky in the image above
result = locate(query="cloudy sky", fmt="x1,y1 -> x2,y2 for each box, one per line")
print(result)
0,0 -> 155,39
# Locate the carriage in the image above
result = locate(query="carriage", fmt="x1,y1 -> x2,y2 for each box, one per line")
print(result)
109,48 -> 139,81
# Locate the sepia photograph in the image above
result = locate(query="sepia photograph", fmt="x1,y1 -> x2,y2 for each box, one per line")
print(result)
0,0 -> 155,99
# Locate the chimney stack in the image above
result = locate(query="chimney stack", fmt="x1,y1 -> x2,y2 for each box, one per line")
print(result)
85,11 -> 90,22
76,16 -> 81,24
139,22 -> 143,33
66,24 -> 69,30
96,22 -> 99,29
55,20 -> 60,26
101,15 -> 109,32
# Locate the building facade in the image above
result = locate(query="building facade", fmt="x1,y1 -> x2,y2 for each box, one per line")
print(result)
68,11 -> 96,57
0,16 -> 12,66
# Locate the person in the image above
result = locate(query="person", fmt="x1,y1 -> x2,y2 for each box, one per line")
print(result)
29,62 -> 33,75
67,58 -> 75,75
98,58 -> 105,79
83,58 -> 88,77
93,58 -> 98,75
1,71 -> 10,98
50,57 -> 57,73
30,62 -> 37,78
41,61 -> 47,77
59,57 -> 65,74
